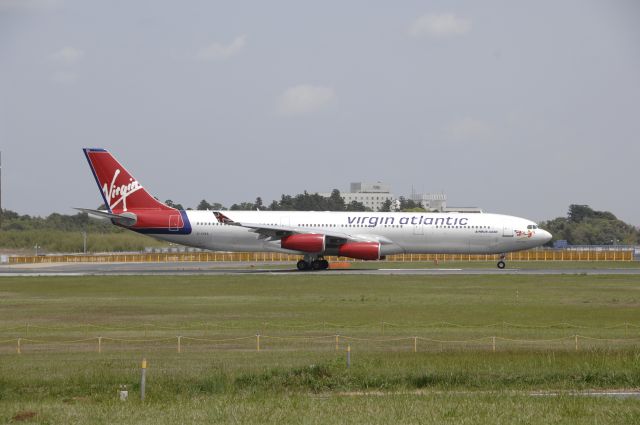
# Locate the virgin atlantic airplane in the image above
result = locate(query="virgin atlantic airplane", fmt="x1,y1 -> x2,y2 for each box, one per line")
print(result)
79,148 -> 552,270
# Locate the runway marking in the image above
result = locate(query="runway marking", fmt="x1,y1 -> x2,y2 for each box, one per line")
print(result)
335,389 -> 640,398
379,268 -> 463,271
530,390 -> 640,398
0,273 -> 86,277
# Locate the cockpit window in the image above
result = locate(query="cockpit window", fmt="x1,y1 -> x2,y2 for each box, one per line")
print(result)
527,225 -> 539,229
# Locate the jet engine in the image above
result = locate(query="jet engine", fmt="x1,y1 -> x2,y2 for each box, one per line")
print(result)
338,242 -> 381,260
281,234 -> 325,253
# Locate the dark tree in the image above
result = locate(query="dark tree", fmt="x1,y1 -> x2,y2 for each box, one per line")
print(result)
164,199 -> 184,210
197,200 -> 211,210
254,197 -> 264,210
230,202 -> 255,211
540,204 -> 638,246
379,199 -> 393,212
345,200 -> 367,211
327,189 -> 346,211
568,204 -> 594,223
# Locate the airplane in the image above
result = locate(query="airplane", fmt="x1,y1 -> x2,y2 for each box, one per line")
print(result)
79,148 -> 552,270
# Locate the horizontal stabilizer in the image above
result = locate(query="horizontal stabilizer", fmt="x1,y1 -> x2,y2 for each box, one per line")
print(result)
74,208 -> 137,227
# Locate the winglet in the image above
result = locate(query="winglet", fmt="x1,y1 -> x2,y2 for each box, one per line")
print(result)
214,211 -> 237,225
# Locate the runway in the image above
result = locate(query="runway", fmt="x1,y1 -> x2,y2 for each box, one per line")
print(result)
2,262 -> 640,276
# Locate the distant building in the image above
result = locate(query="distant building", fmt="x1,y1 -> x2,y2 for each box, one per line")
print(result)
411,192 -> 483,213
442,206 -> 484,213
411,193 -> 447,212
321,182 -> 482,213
320,182 -> 395,211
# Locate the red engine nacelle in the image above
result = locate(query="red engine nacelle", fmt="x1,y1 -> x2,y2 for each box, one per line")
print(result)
281,234 -> 325,253
338,242 -> 381,260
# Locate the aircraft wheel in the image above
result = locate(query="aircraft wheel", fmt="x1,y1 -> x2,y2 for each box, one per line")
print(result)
497,260 -> 506,269
311,260 -> 323,270
297,260 -> 309,271
320,259 -> 329,269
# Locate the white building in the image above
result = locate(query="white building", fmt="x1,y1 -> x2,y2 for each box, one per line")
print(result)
320,182 -> 395,211
411,192 -> 447,211
410,192 -> 483,213
321,183 -> 482,213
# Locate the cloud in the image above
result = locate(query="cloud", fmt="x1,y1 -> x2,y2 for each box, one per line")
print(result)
446,118 -> 495,142
51,46 -> 84,65
275,84 -> 336,116
408,13 -> 471,38
197,35 -> 247,61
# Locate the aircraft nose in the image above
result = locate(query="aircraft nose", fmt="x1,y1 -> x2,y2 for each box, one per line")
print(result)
540,229 -> 552,243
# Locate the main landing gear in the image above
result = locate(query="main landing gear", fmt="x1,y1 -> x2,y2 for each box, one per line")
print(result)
296,255 -> 329,271
497,253 -> 507,269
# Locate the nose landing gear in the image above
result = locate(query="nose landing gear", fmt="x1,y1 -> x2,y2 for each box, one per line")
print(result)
497,253 -> 507,269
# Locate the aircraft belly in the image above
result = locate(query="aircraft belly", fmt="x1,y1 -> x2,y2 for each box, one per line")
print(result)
149,234 -> 189,246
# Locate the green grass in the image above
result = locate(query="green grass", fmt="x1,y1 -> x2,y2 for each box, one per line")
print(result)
1,351 -> 640,424
4,392 -> 638,425
1,274 -> 640,423
1,274 -> 639,330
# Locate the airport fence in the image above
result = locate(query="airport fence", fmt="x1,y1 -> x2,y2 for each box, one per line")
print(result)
2,321 -> 640,354
6,248 -> 634,264
2,334 -> 640,355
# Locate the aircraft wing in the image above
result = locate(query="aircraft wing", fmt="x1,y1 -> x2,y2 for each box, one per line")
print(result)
213,211 -> 393,244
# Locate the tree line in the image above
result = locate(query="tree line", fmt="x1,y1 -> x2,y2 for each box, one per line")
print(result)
95,189 -> 367,212
539,204 -> 639,246
0,209 -> 167,253
196,192 -> 424,213
177,189 -> 369,212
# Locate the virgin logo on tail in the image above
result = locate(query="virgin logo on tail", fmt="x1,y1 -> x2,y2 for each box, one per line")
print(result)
103,169 -> 143,212
85,148 -> 177,213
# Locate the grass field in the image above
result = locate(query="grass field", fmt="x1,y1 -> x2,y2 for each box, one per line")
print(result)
1,273 -> 640,424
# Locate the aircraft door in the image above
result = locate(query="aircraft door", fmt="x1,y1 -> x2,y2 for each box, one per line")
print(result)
502,225 -> 513,237
413,224 -> 424,235
169,214 -> 181,231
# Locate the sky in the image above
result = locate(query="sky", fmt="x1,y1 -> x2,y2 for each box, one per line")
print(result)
1,0 -> 639,224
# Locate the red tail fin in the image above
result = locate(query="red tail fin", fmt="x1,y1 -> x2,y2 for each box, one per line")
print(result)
83,148 -> 170,213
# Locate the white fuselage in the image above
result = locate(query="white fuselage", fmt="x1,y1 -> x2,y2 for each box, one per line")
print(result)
149,210 -> 550,256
